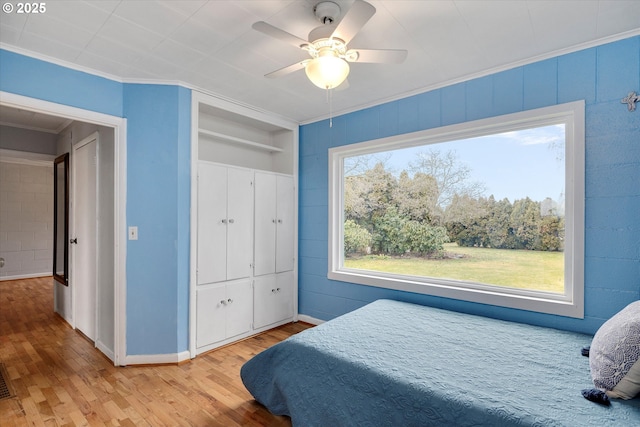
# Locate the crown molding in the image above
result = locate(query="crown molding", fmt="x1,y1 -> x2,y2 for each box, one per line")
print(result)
299,29 -> 640,125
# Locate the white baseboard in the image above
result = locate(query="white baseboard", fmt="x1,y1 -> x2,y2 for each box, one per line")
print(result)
124,317 -> 322,366
96,340 -> 115,363
0,272 -> 51,281
124,350 -> 191,366
54,310 -> 72,327
297,314 -> 325,325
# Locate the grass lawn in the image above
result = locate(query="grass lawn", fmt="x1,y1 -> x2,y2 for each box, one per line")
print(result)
344,243 -> 564,293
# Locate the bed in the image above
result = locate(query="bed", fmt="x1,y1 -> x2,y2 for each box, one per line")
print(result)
241,299 -> 640,426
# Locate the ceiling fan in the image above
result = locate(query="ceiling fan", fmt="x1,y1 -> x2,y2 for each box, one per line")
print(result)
252,0 -> 408,90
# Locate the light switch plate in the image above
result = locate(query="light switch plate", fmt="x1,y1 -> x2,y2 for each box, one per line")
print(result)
128,226 -> 138,240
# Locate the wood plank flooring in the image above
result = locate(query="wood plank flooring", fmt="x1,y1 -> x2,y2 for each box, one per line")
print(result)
0,277 -> 310,426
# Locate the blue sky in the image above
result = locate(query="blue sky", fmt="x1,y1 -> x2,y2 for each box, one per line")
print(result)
382,124 -> 566,204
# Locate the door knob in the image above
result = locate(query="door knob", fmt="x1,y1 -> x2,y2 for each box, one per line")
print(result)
70,238 -> 78,244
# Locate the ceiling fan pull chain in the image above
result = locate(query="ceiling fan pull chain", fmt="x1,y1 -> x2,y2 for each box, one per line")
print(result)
327,88 -> 333,128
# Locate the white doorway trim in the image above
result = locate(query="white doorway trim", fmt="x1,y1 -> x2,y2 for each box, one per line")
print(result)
0,91 -> 128,366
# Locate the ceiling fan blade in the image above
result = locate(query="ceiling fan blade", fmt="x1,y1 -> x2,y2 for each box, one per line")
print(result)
331,0 -> 376,45
349,48 -> 408,64
252,21 -> 309,48
264,60 -> 308,78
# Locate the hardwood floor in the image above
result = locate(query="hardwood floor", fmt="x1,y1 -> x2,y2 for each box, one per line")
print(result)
0,277 -> 310,426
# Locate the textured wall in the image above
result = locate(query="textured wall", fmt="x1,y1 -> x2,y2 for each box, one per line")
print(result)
0,162 -> 53,279
298,36 -> 640,334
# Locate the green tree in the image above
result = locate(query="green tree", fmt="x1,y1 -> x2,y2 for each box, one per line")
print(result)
344,162 -> 397,228
539,215 -> 564,251
344,220 -> 372,255
510,198 -> 541,250
444,194 -> 489,247
393,171 -> 440,222
485,197 -> 515,249
403,221 -> 449,255
372,206 -> 407,255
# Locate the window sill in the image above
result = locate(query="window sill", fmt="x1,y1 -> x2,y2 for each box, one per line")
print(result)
328,269 -> 584,319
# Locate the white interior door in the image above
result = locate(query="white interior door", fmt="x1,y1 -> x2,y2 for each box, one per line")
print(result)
73,135 -> 98,341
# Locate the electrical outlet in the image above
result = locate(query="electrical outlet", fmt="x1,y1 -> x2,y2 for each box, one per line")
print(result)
128,226 -> 138,240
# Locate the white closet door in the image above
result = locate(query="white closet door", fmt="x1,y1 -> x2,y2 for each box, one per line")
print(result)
196,285 -> 226,347
253,272 -> 294,329
225,281 -> 253,339
226,168 -> 253,280
254,172 -> 277,276
276,175 -> 295,273
197,163 -> 227,284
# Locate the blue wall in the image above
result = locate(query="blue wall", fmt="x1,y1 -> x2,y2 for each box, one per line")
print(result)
0,50 -> 123,117
298,36 -> 640,334
0,49 -> 191,355
124,84 -> 191,355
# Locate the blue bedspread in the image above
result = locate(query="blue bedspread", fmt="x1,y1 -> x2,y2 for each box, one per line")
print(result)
241,299 -> 640,426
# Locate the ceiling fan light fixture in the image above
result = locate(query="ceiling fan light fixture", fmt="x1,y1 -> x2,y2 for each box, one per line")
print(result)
305,50 -> 350,89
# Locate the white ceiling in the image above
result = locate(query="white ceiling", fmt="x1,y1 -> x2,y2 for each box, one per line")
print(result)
1,0 -> 639,126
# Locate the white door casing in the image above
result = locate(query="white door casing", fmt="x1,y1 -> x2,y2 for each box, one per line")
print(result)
0,92 -> 128,366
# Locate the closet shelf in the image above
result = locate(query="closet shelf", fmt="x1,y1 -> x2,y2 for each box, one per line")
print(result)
198,129 -> 283,153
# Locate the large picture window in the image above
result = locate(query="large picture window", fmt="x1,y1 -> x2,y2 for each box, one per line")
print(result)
329,101 -> 585,318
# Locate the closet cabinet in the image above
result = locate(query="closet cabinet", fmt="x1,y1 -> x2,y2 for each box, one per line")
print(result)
254,172 -> 295,276
253,271 -> 294,329
196,281 -> 252,347
191,91 -> 298,356
197,164 -> 253,284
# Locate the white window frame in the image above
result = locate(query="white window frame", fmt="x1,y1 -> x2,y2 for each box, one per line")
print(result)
328,101 -> 585,318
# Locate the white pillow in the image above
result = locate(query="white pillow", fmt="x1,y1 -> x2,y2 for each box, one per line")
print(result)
589,300 -> 640,399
